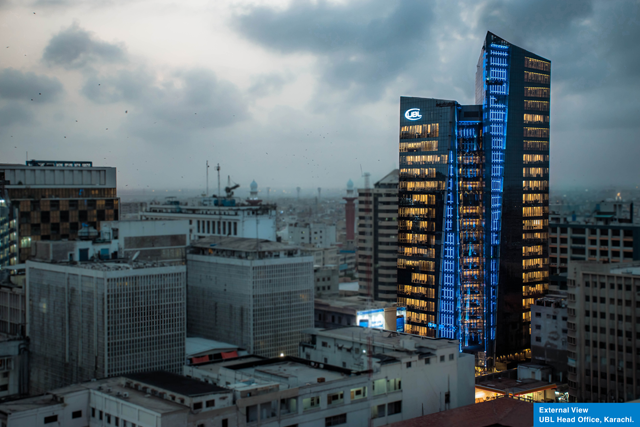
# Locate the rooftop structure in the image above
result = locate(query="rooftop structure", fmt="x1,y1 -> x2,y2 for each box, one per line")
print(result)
0,372 -> 236,427
142,197 -> 277,242
388,396 -> 533,427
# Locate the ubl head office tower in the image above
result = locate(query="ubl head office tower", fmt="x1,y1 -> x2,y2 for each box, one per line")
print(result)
397,32 -> 550,368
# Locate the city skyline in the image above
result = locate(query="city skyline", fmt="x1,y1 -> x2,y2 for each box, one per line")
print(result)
1,0 -> 639,191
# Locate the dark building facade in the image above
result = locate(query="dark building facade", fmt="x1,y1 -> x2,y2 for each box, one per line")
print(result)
0,161 -> 119,265
397,32 -> 550,368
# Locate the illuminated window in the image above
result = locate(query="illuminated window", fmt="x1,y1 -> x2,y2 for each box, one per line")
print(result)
399,220 -> 434,231
398,207 -> 436,218
524,100 -> 549,111
410,194 -> 436,205
523,167 -> 548,178
523,207 -> 546,217
401,247 -> 435,258
400,155 -> 448,166
525,57 -> 550,72
523,232 -> 548,240
400,123 -> 439,139
524,127 -> 549,138
398,259 -> 436,270
523,141 -> 549,151
523,258 -> 548,270
523,270 -> 549,283
524,71 -> 549,84
523,114 -> 548,124
523,180 -> 549,191
399,140 -> 438,152
399,168 -> 436,178
523,245 -> 544,256
523,219 -> 548,230
523,154 -> 548,164
524,87 -> 550,98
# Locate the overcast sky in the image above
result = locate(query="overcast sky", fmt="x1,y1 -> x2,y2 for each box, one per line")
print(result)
0,0 -> 638,193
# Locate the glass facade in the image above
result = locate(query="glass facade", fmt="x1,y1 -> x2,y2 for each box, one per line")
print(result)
398,32 -> 550,368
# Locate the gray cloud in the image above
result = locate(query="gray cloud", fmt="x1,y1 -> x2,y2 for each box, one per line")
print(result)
80,67 -> 249,143
42,23 -> 125,69
233,1 -> 435,102
0,68 -> 63,102
0,104 -> 33,127
248,73 -> 290,98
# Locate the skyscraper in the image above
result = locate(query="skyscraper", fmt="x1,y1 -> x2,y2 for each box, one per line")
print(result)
397,32 -> 550,368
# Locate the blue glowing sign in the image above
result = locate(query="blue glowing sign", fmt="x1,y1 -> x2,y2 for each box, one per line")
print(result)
404,108 -> 422,121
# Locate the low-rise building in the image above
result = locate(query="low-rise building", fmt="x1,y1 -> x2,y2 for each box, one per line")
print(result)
314,296 -> 405,331
531,296 -> 568,382
0,372 -> 236,427
300,327 -> 474,415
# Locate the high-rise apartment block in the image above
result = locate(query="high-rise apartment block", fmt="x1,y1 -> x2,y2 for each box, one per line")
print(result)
566,261 -> 640,402
26,260 -> 186,394
357,170 -> 399,302
397,32 -> 550,367
0,160 -> 119,265
187,236 -> 314,358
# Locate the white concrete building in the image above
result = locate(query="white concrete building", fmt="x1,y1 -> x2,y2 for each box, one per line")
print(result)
142,200 -> 277,242
288,223 -> 336,248
26,260 -> 186,394
184,327 -> 474,426
0,372 -> 236,427
187,236 -> 314,358
300,327 -> 475,416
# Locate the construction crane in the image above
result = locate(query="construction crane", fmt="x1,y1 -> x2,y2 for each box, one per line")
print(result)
224,176 -> 240,199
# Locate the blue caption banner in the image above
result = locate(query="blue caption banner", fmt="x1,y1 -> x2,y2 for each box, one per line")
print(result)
535,404 -> 640,426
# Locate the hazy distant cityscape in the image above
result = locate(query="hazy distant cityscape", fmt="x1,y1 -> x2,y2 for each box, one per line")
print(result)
2,0 -> 640,426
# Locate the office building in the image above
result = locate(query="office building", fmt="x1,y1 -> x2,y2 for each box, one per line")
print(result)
26,259 -> 186,394
397,32 -> 550,367
142,197 -> 277,242
549,202 -> 640,292
357,169 -> 399,302
566,261 -> 640,403
0,160 -> 119,265
288,222 -> 337,248
187,236 -> 314,358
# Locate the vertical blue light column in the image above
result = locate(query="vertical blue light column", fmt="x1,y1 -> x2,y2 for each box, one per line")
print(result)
484,42 -> 510,360
440,110 -> 458,340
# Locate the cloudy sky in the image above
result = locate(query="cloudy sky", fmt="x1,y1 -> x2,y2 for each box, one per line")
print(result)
0,0 -> 638,193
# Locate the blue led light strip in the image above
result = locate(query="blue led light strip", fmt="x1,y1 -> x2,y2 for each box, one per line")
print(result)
484,42 -> 510,358
439,111 -> 458,340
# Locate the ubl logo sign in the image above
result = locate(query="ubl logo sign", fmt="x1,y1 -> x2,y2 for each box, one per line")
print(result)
404,108 -> 422,121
